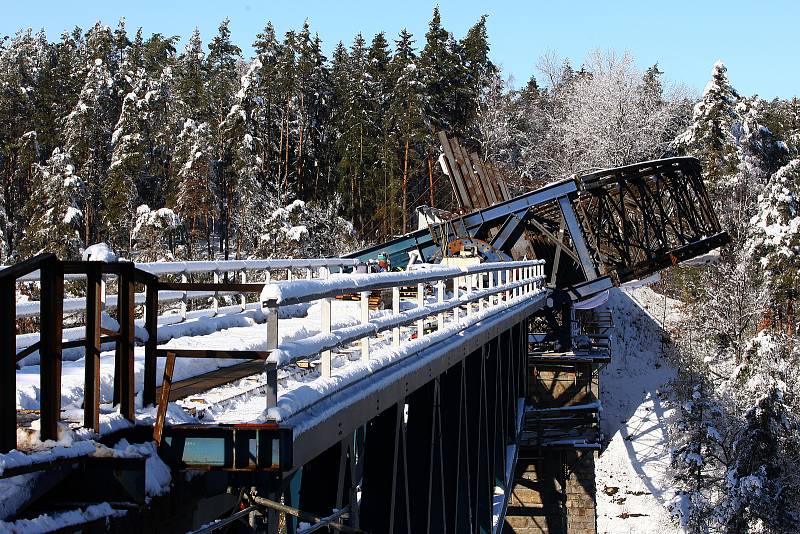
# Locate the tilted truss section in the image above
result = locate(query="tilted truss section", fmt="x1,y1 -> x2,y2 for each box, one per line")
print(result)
348,135 -> 729,299
574,157 -> 730,283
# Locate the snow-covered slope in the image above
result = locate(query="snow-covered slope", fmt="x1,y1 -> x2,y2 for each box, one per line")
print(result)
595,287 -> 683,533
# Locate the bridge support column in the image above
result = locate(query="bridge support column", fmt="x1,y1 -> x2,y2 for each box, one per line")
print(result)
405,378 -> 447,533
360,402 -> 410,533
439,361 -> 472,533
465,347 -> 492,533
298,440 -> 341,519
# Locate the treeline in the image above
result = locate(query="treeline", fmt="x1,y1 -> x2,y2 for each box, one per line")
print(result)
0,8 -> 495,262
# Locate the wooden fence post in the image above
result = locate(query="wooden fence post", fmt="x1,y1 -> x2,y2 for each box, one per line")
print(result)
83,263 -> 102,431
118,263 -> 136,421
143,276 -> 159,407
39,257 -> 63,442
0,278 -> 15,452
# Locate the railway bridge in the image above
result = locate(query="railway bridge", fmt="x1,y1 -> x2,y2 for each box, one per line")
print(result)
1,153 -> 727,533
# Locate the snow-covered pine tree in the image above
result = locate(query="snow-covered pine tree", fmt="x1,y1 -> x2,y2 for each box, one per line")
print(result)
252,22 -> 284,196
0,29 -> 50,260
718,387 -> 800,532
105,82 -> 144,252
169,118 -> 214,259
419,7 -> 464,137
206,18 -> 242,259
221,58 -> 270,257
386,29 -> 425,233
458,14 -> 496,145
365,32 -> 394,238
748,159 -> 800,321
19,148 -> 85,258
670,382 -> 726,532
333,33 -> 371,231
64,23 -> 116,246
131,204 -> 180,261
175,28 -> 208,122
675,60 -> 741,185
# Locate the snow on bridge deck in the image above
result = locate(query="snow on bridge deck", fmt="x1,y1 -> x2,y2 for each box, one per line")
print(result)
13,260 -> 548,444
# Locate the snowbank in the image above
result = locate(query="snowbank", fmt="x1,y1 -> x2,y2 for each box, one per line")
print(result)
595,287 -> 683,534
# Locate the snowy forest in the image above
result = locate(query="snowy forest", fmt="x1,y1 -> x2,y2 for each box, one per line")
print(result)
3,7 -> 800,533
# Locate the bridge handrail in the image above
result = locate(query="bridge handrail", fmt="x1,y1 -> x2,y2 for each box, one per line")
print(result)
261,260 -> 545,306
6,257 -> 360,281
258,259 -> 548,422
12,257 -> 360,350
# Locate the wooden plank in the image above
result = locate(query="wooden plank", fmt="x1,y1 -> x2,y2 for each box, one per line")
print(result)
155,348 -> 270,359
39,257 -> 63,442
15,341 -> 40,362
452,138 -> 489,208
1,279 -> 16,453
156,360 -> 266,402
489,164 -> 511,200
484,164 -> 507,202
153,351 -> 175,445
0,252 -> 56,280
437,131 -> 474,211
470,152 -> 499,205
84,264 -> 101,432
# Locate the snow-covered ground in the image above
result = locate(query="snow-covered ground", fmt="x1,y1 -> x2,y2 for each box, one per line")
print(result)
595,287 -> 683,533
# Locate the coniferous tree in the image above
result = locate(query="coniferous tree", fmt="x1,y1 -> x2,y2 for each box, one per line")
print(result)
19,148 -> 85,258
387,29 -> 425,233
170,119 -> 214,259
206,19 -> 242,259
676,61 -> 741,184
64,23 -> 116,246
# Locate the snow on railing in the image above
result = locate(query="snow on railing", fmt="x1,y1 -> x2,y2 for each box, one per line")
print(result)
259,259 -> 547,421
13,257 -> 360,358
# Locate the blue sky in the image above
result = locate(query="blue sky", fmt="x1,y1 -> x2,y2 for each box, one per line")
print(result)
2,0 -> 797,99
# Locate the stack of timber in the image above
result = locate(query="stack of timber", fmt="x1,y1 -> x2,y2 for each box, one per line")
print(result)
437,131 -> 511,212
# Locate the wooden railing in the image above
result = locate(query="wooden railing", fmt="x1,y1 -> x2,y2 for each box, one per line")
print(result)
1,254 -> 159,451
2,255 -> 354,453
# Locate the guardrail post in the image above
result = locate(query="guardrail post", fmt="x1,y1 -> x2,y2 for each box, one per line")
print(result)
143,276 -> 158,407
180,270 -> 188,322
437,280 -> 445,331
84,263 -> 102,431
265,362 -> 278,411
453,275 -> 460,322
320,266 -> 332,377
477,272 -> 485,310
392,286 -> 400,347
266,308 -> 278,351
240,269 -> 247,311
505,268 -> 512,301
417,282 -> 425,339
360,291 -> 370,361
465,275 -> 473,316
488,269 -> 495,306
212,270 -> 220,315
39,256 -> 63,441
1,277 -> 15,452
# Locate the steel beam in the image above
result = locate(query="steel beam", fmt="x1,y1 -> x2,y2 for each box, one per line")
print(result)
289,295 -> 547,467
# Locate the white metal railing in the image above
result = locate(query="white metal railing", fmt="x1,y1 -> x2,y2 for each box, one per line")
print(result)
261,260 -> 547,378
13,258 -> 360,359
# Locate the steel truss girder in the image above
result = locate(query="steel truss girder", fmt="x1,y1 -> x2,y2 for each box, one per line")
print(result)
575,157 -> 729,282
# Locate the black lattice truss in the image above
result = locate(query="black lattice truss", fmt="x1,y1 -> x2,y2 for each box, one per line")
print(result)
575,157 -> 730,283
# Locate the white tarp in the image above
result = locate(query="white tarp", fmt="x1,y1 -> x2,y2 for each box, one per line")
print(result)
573,289 -> 609,309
